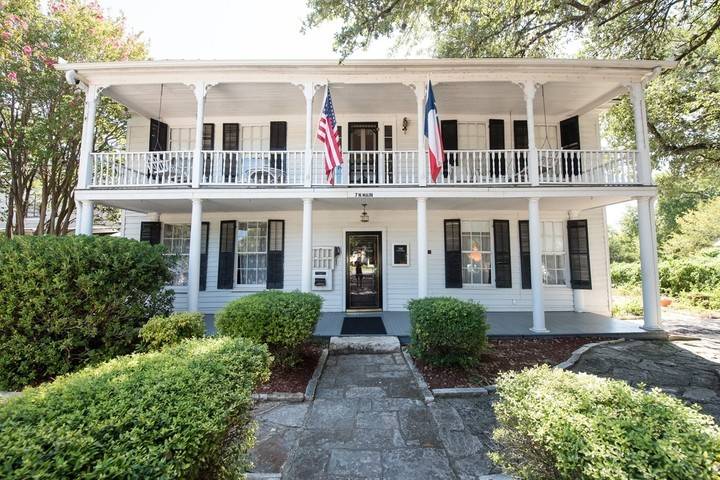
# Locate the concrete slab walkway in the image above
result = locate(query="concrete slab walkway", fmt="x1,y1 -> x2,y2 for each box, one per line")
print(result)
249,349 -> 503,479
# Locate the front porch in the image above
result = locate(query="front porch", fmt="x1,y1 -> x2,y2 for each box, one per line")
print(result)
313,311 -> 663,339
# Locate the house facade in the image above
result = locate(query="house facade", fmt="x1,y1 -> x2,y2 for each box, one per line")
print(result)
57,58 -> 672,333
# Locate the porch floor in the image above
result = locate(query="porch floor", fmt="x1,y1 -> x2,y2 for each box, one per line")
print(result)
314,311 -> 664,339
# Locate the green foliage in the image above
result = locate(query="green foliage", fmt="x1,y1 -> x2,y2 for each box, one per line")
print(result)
215,291 -> 322,365
0,337 -> 271,480
611,297 -> 643,319
655,172 -> 720,244
610,261 -> 642,287
0,235 -> 174,390
663,197 -> 720,258
140,312 -> 206,351
408,297 -> 488,367
491,365 -> 720,480
676,289 -> 720,312
659,252 -> 720,294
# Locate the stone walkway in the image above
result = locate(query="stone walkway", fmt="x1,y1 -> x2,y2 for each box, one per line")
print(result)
249,351 -> 502,479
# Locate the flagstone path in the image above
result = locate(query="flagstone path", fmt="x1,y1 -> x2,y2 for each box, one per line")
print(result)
249,351 -> 503,479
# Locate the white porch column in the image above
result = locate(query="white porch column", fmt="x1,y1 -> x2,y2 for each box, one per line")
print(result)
569,210 -> 584,312
636,196 -> 662,330
78,85 -> 102,189
301,198 -> 313,292
629,82 -> 652,185
191,81 -> 212,188
417,197 -> 428,298
522,81 -> 539,186
302,82 -> 316,187
414,83 -> 427,186
188,198 -> 203,312
74,201 -> 83,235
80,200 -> 94,236
528,197 -> 547,332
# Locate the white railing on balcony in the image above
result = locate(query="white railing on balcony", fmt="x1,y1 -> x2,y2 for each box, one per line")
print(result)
201,150 -> 304,185
435,150 -> 530,185
311,150 -> 418,186
537,150 -> 638,184
88,149 -> 640,188
91,151 -> 193,187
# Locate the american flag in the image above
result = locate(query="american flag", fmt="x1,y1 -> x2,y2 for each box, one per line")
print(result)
316,86 -> 344,184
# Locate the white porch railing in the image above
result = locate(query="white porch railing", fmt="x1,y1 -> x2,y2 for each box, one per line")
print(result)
201,150 -> 304,185
537,150 -> 638,184
88,149 -> 640,188
91,151 -> 193,187
435,150 -> 530,185
311,150 -> 418,186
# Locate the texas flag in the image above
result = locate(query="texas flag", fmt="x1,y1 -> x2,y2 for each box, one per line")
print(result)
424,80 -> 444,182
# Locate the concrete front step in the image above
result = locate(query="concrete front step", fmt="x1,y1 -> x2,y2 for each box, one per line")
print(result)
329,335 -> 401,354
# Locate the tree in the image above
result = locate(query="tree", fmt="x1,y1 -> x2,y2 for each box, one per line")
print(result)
304,0 -> 720,174
608,206 -> 640,263
0,0 -> 147,236
662,197 -> 720,258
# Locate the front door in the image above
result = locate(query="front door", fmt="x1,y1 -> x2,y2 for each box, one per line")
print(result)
346,232 -> 382,310
348,122 -> 379,184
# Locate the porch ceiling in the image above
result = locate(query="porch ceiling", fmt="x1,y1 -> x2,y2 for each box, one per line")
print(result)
106,79 -> 628,120
101,193 -> 635,215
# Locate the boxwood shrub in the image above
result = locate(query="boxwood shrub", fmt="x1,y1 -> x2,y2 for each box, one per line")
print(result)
0,336 -> 271,480
491,366 -> 720,480
215,291 -> 322,365
140,311 -> 206,351
407,297 -> 489,366
0,235 -> 175,390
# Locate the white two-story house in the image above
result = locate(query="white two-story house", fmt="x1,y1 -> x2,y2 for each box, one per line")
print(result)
57,58 -> 672,334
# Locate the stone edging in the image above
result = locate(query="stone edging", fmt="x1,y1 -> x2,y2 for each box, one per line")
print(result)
400,347 -> 435,404
429,338 -> 627,399
251,348 -> 329,403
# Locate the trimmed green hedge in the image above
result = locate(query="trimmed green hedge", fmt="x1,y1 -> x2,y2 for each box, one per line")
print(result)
491,366 -> 720,480
408,297 -> 488,366
0,235 -> 174,390
140,312 -> 206,351
0,337 -> 271,480
215,291 -> 322,365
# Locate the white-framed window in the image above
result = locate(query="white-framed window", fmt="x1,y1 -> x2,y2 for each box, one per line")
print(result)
169,127 -> 195,151
461,220 -> 492,285
241,125 -> 270,150
535,124 -> 559,149
458,122 -> 487,149
236,221 -> 268,286
162,223 -> 191,286
542,221 -> 566,285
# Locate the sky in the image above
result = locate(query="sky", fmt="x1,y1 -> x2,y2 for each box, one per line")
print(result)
97,0 -> 629,227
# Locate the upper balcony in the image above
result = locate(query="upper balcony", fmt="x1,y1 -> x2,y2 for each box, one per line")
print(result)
88,148 -> 639,188
60,59 -> 671,194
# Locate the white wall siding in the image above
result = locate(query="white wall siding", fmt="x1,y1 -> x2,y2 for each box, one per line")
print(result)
121,205 -> 611,315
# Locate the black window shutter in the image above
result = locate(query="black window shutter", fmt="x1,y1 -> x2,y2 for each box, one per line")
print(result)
269,121 -> 288,173
217,221 -> 236,289
200,222 -> 210,291
489,119 -> 506,177
519,220 -> 531,289
493,220 -> 512,288
222,123 -> 239,150
560,116 -> 582,178
567,219 -> 592,289
140,221 -> 161,245
444,219 -> 462,288
202,124 -> 215,150
513,120 -> 528,176
440,120 -> 458,175
266,220 -> 285,289
149,119 -> 168,151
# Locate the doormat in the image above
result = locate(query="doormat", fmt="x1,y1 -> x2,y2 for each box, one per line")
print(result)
341,316 -> 387,335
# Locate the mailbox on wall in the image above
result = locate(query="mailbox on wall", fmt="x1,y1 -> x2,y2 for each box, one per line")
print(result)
312,269 -> 332,291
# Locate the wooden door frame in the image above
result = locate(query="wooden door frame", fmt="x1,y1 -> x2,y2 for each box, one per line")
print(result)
345,230 -> 383,311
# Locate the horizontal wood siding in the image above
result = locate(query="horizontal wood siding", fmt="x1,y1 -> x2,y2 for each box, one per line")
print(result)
121,206 -> 610,315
